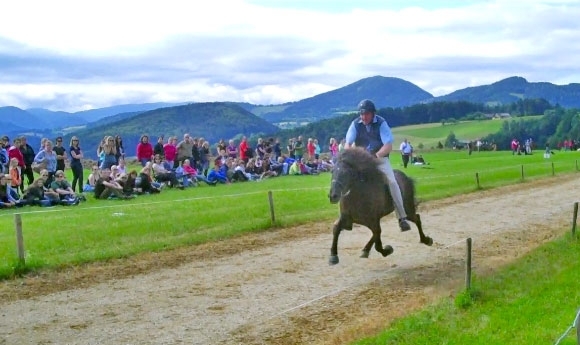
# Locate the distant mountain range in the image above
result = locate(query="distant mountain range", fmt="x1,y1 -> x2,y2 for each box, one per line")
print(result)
1,75 -> 580,158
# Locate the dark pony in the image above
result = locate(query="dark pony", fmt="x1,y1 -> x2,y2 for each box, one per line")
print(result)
328,147 -> 433,265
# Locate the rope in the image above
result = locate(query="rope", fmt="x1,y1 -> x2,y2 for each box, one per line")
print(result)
554,308 -> 580,345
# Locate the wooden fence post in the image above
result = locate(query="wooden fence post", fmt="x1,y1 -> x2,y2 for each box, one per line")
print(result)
465,238 -> 472,291
572,202 -> 578,236
268,191 -> 276,225
521,165 -> 524,181
551,162 -> 555,176
475,172 -> 480,189
14,214 -> 25,265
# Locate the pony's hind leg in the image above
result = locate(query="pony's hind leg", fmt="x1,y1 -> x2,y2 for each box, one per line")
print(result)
360,237 -> 374,258
407,213 -> 433,246
370,223 -> 394,258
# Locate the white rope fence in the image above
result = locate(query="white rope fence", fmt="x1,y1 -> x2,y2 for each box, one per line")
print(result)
554,307 -> 580,345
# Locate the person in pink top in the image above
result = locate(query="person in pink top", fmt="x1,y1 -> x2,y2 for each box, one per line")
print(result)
136,135 -> 154,167
163,136 -> 178,169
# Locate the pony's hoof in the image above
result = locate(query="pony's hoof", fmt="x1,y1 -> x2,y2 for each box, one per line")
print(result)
360,250 -> 370,258
383,245 -> 394,257
423,237 -> 434,246
329,256 -> 339,265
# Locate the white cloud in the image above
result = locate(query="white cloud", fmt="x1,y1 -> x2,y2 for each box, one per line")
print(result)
0,0 -> 579,111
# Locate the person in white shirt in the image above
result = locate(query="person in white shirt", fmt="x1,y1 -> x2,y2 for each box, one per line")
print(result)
399,139 -> 413,168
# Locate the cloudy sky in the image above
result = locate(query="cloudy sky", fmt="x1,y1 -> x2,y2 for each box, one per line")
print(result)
1,0 -> 579,112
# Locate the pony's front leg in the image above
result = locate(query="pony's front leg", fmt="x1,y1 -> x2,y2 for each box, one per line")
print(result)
371,223 -> 394,258
329,218 -> 343,265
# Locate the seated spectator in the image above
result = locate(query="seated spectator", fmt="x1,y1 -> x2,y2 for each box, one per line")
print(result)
21,179 -> 50,206
39,169 -> 61,205
231,161 -> 250,182
206,164 -> 228,185
260,159 -> 278,180
137,164 -> 162,193
84,165 -> 99,192
94,168 -> 134,200
289,160 -> 301,175
110,165 -> 121,180
0,173 -> 17,208
178,159 -> 208,186
50,170 -> 80,205
117,158 -> 127,174
152,155 -> 183,189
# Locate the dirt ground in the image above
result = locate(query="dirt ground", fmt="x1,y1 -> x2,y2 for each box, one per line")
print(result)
1,175 -> 579,345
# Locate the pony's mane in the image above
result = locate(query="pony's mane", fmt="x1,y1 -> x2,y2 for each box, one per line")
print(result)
337,148 -> 384,183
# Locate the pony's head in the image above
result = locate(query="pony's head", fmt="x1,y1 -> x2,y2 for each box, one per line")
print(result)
328,148 -> 383,204
328,160 -> 354,203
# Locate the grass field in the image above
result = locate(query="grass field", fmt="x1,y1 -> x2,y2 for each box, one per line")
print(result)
391,116 -> 542,149
1,149 -> 579,280
352,234 -> 580,345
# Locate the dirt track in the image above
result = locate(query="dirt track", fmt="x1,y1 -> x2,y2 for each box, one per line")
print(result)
1,175 -> 578,345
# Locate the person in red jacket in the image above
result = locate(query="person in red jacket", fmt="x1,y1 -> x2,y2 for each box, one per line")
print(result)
8,137 -> 25,170
239,136 -> 250,163
136,135 -> 154,167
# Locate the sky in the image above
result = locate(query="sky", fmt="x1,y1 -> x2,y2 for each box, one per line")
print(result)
1,0 -> 579,112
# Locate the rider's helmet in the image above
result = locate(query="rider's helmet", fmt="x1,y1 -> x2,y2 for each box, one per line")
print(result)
358,99 -> 376,114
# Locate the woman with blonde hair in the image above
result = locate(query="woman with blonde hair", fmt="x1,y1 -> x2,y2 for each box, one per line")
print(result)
100,136 -> 117,170
69,136 -> 84,193
33,140 -> 57,184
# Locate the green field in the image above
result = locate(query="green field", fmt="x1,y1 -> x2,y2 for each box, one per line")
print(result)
352,234 -> 580,345
391,116 -> 542,148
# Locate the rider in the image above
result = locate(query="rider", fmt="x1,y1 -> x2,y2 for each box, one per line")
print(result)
344,99 -> 411,231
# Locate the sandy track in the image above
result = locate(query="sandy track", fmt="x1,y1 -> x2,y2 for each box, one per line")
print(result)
1,176 -> 578,345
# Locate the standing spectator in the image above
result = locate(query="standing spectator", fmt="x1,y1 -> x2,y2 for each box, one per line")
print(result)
313,139 -> 321,159
154,136 -> 165,157
163,136 -> 178,169
287,138 -> 295,159
338,138 -> 346,153
100,136 -> 117,170
239,136 -> 250,163
19,136 -> 35,193
176,134 -> 193,166
192,138 -> 202,170
273,138 -> 282,160
306,138 -> 315,160
255,138 -> 266,159
114,135 -> 125,164
53,136 -> 67,172
329,138 -> 339,164
200,141 -> 211,176
227,139 -> 238,159
0,136 -> 8,174
399,138 -> 413,168
293,135 -> 304,161
216,139 -> 227,156
136,135 -> 153,167
96,137 -> 106,167
511,138 -> 518,155
69,136 -> 84,194
34,140 -> 58,185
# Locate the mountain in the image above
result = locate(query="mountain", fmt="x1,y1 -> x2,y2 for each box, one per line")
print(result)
0,106 -> 51,130
73,102 -> 187,123
253,76 -> 433,124
432,76 -> 580,108
26,108 -> 87,128
61,102 -> 279,159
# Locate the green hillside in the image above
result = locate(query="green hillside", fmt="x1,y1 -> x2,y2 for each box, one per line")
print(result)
391,116 -> 541,148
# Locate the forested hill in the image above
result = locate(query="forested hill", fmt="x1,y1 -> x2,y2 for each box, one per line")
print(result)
60,102 -> 279,159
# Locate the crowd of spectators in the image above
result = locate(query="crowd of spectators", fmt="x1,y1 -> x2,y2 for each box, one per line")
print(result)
0,133 -> 344,209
